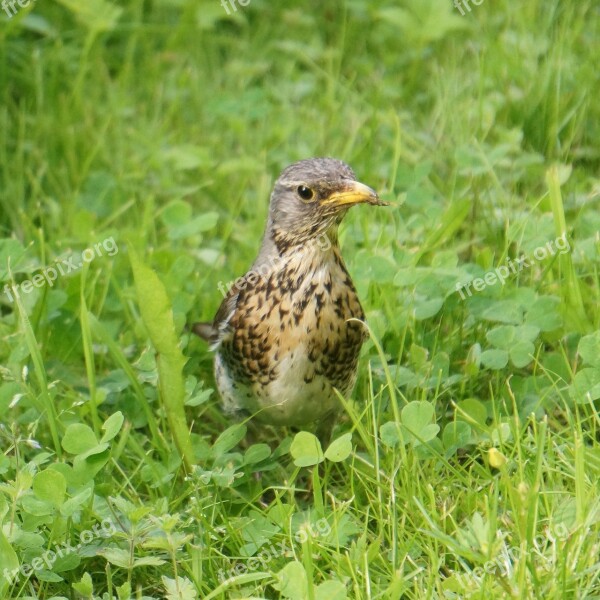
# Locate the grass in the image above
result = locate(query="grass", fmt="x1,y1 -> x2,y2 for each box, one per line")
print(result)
1,0 -> 600,598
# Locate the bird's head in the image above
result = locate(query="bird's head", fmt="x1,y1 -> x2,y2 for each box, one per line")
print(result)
266,157 -> 385,252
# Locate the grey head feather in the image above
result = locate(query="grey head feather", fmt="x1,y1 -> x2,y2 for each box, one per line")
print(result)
254,157 -> 356,266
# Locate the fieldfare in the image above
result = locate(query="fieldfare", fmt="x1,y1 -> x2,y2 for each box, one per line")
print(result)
192,158 -> 385,433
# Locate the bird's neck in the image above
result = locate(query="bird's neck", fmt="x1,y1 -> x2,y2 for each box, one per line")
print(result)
272,224 -> 339,257
253,225 -> 340,272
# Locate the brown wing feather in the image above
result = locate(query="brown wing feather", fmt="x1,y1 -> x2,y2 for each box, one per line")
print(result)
191,286 -> 240,347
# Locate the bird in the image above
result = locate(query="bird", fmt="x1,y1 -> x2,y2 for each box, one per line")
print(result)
192,157 -> 386,439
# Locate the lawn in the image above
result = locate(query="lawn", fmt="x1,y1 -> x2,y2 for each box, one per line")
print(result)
1,1 -> 600,598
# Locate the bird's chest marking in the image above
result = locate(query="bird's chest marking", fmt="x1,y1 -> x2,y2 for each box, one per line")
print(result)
220,248 -> 366,394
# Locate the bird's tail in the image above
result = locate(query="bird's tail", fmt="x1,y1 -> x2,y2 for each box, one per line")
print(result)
188,322 -> 215,342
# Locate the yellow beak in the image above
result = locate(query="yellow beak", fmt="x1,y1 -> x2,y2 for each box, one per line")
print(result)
322,181 -> 386,207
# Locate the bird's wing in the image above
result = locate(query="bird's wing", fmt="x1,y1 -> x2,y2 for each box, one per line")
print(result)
191,286 -> 239,350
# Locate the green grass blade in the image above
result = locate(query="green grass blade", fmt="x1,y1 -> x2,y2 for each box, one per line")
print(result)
129,246 -> 194,472
546,165 -> 590,333
79,263 -> 101,435
88,312 -> 165,458
10,270 -> 62,457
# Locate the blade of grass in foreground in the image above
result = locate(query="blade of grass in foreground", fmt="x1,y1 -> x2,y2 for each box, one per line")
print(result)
88,312 -> 165,458
546,165 -> 590,333
10,269 -> 62,457
129,246 -> 195,472
79,263 -> 101,435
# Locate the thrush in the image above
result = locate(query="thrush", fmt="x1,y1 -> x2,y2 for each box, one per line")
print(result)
192,157 -> 386,432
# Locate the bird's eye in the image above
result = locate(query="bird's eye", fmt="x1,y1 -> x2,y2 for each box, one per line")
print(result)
297,185 -> 315,202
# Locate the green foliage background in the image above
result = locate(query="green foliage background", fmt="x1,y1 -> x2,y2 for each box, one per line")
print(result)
1,0 -> 599,598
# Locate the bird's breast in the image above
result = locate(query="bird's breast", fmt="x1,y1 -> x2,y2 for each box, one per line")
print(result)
216,246 -> 367,425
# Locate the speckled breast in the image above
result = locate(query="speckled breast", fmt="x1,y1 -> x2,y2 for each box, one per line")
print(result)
215,246 -> 368,426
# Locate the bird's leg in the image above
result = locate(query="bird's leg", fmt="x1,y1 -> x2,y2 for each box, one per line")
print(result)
243,418 -> 261,449
315,412 -> 337,450
294,415 -> 336,501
